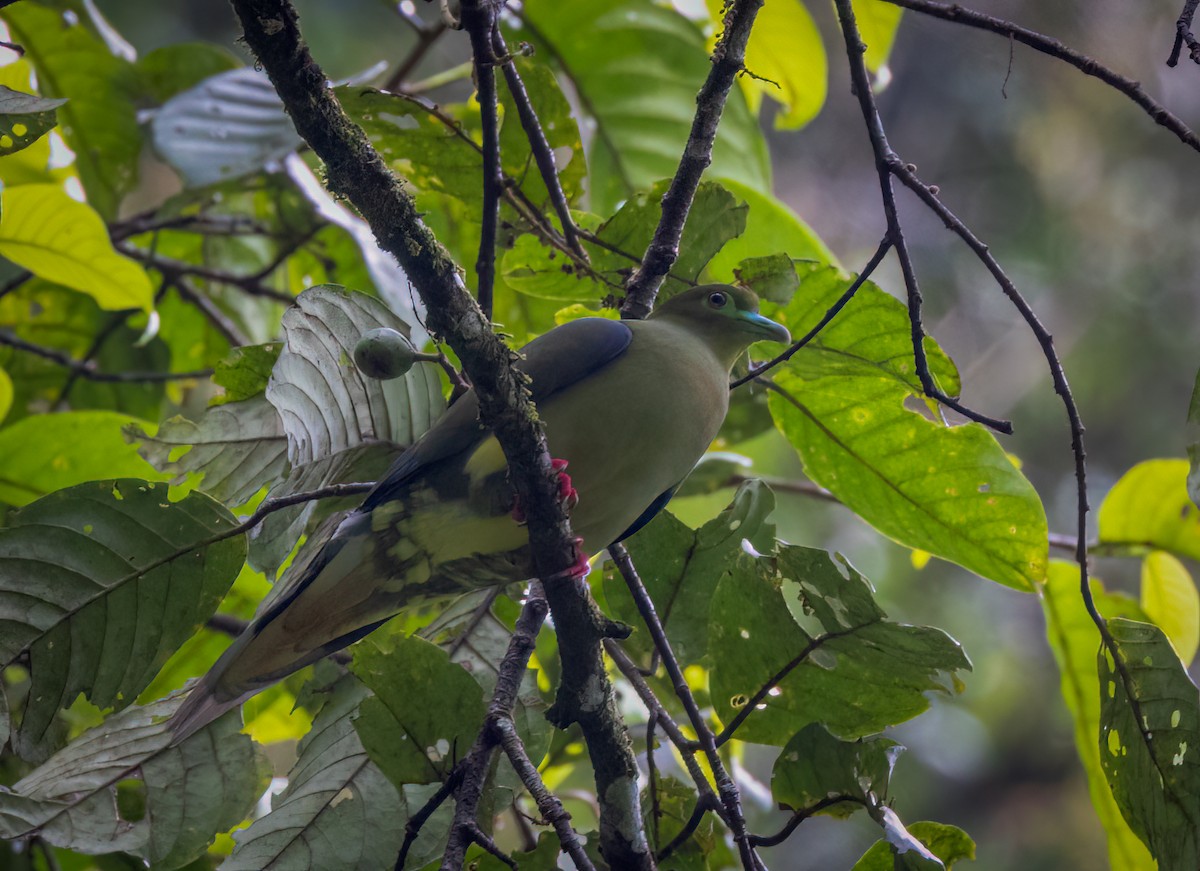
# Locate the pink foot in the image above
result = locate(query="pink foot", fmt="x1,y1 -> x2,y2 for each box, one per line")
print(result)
511,458 -> 578,523
545,536 -> 592,581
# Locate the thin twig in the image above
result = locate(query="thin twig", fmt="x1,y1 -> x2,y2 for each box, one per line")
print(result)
605,640 -> 699,751
886,0 -> 1200,153
119,245 -> 296,304
622,0 -> 765,318
610,543 -> 758,870
384,17 -> 449,91
395,769 -> 463,870
491,29 -> 587,260
168,277 -> 252,347
748,795 -> 859,847
1168,0 -> 1200,66
835,0 -> 1011,434
0,330 -> 212,383
657,793 -> 719,861
730,237 -> 891,388
461,0 -> 502,319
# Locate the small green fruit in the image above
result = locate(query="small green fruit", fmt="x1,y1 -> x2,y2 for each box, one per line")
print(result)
353,327 -> 417,380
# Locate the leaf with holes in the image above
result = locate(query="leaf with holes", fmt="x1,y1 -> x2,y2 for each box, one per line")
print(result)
0,480 -> 245,761
151,67 -> 302,187
0,693 -> 267,868
350,633 -> 485,787
1099,618 -> 1200,871
266,286 -> 444,466
709,546 -> 969,744
769,265 -> 1047,591
225,677 -> 405,870
852,821 -> 975,870
127,396 -> 289,508
1041,562 -> 1154,871
0,85 -> 65,156
602,479 -> 775,662
516,0 -> 770,215
772,724 -> 899,819
0,185 -> 154,311
3,3 -> 141,217
1099,459 -> 1200,561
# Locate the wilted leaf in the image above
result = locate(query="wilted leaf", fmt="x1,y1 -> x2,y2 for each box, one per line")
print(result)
350,633 -> 485,787
151,68 -> 302,186
0,480 -> 245,760
851,821 -> 975,870
1099,459 -> 1200,561
1041,562 -> 1154,871
0,410 -> 166,506
0,185 -> 154,311
1100,619 -> 1200,871
709,545 -> 970,743
266,286 -> 444,465
0,85 -> 65,155
0,694 -> 267,869
226,677 -> 405,870
128,396 -> 289,508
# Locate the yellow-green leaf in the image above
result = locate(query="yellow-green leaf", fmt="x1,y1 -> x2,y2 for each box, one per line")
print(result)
0,184 -> 153,311
1141,550 -> 1199,666
0,367 -> 11,424
708,0 -> 827,129
1099,459 -> 1200,560
853,0 -> 905,72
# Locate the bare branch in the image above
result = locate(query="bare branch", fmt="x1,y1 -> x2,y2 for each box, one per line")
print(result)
461,0 -> 502,319
0,329 -> 212,383
621,0 -> 765,318
1168,0 -> 1200,66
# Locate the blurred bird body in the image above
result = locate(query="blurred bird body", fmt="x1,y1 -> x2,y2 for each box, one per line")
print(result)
170,286 -> 788,741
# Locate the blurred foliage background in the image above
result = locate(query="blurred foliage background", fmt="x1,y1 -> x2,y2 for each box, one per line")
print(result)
14,0 -> 1200,867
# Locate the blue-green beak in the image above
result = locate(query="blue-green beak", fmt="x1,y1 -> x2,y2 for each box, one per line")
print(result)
738,311 -> 791,344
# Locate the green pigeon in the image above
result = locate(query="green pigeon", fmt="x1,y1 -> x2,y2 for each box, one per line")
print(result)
170,285 -> 789,740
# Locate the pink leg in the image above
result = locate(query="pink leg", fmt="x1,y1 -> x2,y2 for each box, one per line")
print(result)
511,458 -> 578,523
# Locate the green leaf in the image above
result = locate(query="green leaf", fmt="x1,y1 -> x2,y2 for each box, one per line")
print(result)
1100,618 -> 1200,871
498,56 -> 586,208
771,723 -> 898,816
0,184 -> 154,311
853,0 -> 906,73
225,677 -> 405,870
339,87 -> 485,207
0,410 -> 166,506
709,545 -> 970,743
0,85 -> 66,156
266,285 -> 445,466
1100,459 -> 1200,561
517,0 -> 771,215
707,0 -> 826,129
0,366 -> 11,424
0,480 -> 246,760
3,3 -> 142,217
704,179 -> 837,282
1142,551 -> 1199,666
135,42 -> 241,103
350,633 -> 486,787
151,68 -> 302,187
127,396 -> 288,508
212,341 -> 282,404
503,181 -> 746,303
642,776 -> 734,869
852,821 -> 975,870
769,265 -> 1047,590
732,254 -> 799,306
0,694 -> 267,868
602,479 -> 776,661
1041,561 -> 1155,871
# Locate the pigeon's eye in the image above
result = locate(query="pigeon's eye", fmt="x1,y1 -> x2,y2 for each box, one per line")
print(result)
708,291 -> 728,308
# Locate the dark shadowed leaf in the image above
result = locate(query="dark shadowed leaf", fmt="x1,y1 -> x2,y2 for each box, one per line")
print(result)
0,694 -> 267,869
603,479 -> 775,661
771,724 -> 898,818
0,480 -> 245,760
1099,618 -> 1200,871
212,342 -> 282,405
351,633 -> 485,787
709,545 -> 970,743
226,677 -> 405,870
135,42 -> 241,103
